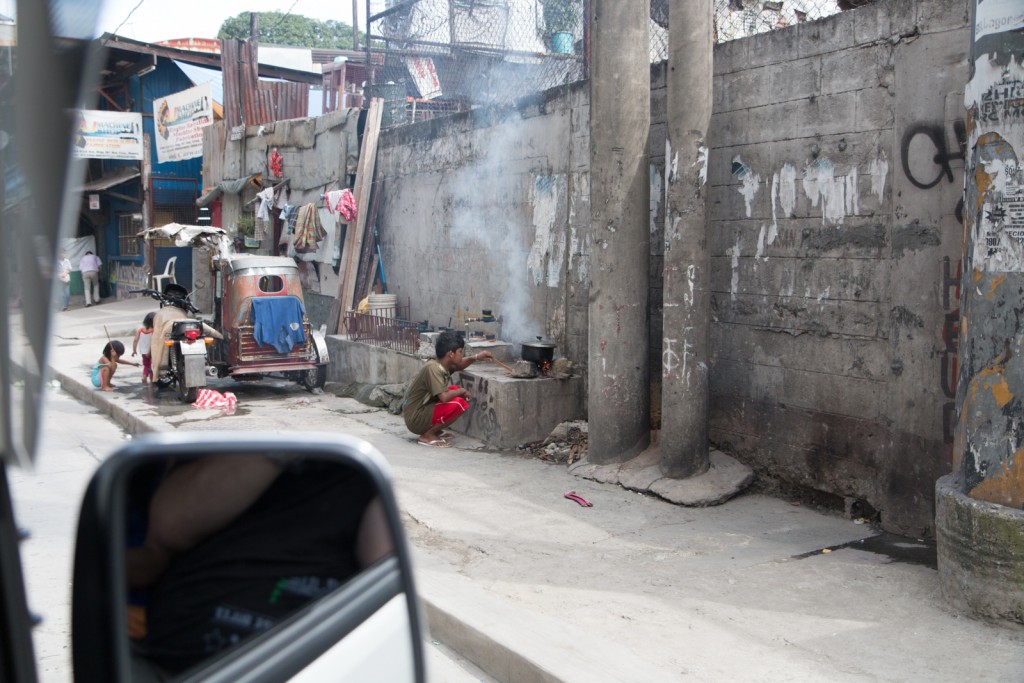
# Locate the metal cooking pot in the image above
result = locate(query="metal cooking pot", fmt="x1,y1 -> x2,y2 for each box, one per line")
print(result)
521,338 -> 556,364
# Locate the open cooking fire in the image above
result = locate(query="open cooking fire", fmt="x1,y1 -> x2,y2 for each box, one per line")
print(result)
537,360 -> 552,376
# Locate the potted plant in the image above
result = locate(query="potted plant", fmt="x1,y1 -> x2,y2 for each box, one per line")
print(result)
541,0 -> 579,53
235,213 -> 260,248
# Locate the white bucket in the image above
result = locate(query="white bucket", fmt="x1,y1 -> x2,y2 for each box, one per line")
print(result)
368,293 -> 397,318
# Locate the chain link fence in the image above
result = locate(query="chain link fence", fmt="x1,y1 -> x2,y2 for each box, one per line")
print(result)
367,0 -> 846,117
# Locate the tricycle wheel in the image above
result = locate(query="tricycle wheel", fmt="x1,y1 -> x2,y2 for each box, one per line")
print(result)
301,365 -> 326,392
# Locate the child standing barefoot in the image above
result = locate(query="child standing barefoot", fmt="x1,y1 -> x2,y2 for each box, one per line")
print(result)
91,340 -> 139,392
133,312 -> 155,385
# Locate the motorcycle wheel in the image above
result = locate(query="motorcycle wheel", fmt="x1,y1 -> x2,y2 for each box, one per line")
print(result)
172,350 -> 198,403
301,365 -> 326,392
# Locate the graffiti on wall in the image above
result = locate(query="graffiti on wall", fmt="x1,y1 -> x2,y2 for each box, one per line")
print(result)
940,256 -> 961,467
113,262 -> 148,299
460,374 -> 500,443
899,119 -> 967,223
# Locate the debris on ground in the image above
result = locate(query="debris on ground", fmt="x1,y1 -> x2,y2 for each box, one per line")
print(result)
331,381 -> 407,414
519,420 -> 588,464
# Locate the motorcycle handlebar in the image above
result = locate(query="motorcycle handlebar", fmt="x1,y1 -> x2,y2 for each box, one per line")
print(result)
129,288 -> 201,314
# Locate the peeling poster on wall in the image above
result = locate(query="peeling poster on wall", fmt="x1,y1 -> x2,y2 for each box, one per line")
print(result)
980,155 -> 1024,272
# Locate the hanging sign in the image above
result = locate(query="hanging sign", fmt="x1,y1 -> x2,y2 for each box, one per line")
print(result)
406,57 -> 442,100
72,110 -> 144,160
153,82 -> 213,164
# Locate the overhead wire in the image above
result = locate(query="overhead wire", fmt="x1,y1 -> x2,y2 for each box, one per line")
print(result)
264,0 -> 303,41
109,0 -> 146,36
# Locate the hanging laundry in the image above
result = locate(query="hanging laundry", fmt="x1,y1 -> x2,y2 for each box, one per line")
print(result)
324,189 -> 344,214
254,218 -> 271,241
256,187 -> 275,220
293,203 -> 326,254
335,188 -> 357,222
269,148 -> 284,178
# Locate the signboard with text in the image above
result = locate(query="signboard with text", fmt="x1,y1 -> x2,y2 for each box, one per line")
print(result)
72,110 -> 144,160
153,83 -> 214,164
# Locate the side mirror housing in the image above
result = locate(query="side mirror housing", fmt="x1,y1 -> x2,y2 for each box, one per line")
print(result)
72,432 -> 427,682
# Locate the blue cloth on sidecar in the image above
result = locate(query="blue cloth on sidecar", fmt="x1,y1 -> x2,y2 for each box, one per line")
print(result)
251,296 -> 307,353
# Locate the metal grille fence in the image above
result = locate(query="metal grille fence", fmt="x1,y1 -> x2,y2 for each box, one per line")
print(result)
366,0 -> 846,115
343,310 -> 421,354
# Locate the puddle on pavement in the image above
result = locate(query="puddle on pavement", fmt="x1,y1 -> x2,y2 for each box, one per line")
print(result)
792,532 -> 937,569
130,380 -> 310,419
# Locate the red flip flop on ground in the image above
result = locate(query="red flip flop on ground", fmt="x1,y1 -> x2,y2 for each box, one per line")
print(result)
418,438 -> 451,448
564,491 -> 593,507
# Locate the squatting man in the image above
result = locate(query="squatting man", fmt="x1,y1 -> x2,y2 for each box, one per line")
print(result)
403,331 -> 493,447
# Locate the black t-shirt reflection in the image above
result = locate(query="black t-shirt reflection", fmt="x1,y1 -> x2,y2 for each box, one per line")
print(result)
131,460 -> 377,675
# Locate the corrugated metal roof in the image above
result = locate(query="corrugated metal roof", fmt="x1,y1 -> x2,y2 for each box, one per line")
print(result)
78,167 -> 141,192
174,60 -> 323,117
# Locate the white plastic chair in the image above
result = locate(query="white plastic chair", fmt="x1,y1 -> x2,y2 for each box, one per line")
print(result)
151,256 -> 177,292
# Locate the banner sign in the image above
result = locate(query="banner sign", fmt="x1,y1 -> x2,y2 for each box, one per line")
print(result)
153,83 -> 213,163
72,110 -> 144,160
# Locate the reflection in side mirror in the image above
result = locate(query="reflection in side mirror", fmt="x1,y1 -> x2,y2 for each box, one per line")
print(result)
72,434 -> 427,683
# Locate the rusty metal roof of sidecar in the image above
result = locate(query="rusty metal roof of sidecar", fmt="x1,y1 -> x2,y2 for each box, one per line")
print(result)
221,254 -> 299,274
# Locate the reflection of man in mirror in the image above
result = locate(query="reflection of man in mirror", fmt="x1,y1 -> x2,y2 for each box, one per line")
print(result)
125,455 -> 393,678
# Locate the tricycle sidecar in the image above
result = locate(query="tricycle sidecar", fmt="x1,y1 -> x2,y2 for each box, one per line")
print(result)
211,254 -> 330,391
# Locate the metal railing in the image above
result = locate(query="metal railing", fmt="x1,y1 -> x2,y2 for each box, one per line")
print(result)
343,310 -> 422,354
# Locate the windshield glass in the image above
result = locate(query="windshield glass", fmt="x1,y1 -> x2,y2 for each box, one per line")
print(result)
1,0 -> 105,466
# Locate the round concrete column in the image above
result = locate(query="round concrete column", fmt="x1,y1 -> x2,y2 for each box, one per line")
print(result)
936,476 -> 1024,625
937,1 -> 1024,628
587,0 -> 651,463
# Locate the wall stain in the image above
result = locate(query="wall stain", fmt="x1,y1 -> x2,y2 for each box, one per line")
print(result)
891,220 -> 941,257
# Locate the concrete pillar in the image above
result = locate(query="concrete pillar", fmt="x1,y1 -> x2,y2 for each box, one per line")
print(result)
660,0 -> 713,478
587,0 -> 650,464
953,2 -> 1024,514
936,0 -> 1023,627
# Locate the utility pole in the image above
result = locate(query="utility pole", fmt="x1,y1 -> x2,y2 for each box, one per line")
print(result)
660,0 -> 714,478
936,0 -> 1023,628
353,1 -> 360,50
952,1 -> 1024,511
587,0 -> 651,464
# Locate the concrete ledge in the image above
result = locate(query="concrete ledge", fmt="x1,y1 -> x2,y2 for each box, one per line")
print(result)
326,336 -> 426,385
935,474 -> 1024,628
455,366 -> 585,449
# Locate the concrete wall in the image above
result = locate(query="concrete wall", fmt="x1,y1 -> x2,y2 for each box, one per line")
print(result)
689,0 -> 970,536
326,336 -> 426,386
201,109 -> 361,298
370,0 -> 969,536
374,87 -> 592,371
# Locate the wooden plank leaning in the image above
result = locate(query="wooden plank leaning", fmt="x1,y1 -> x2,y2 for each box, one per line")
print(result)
335,97 -> 384,331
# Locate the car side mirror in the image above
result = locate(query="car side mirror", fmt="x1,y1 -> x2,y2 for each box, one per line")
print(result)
71,433 -> 427,682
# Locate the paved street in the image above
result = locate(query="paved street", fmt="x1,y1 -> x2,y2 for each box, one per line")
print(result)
8,298 -> 1024,681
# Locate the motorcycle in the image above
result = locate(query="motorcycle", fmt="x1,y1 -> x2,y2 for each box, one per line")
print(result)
136,224 -> 331,402
132,284 -> 220,403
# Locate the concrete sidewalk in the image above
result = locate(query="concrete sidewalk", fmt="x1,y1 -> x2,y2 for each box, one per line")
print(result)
34,299 -> 1024,680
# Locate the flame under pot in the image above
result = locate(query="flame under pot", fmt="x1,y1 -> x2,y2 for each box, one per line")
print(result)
521,340 -> 556,365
